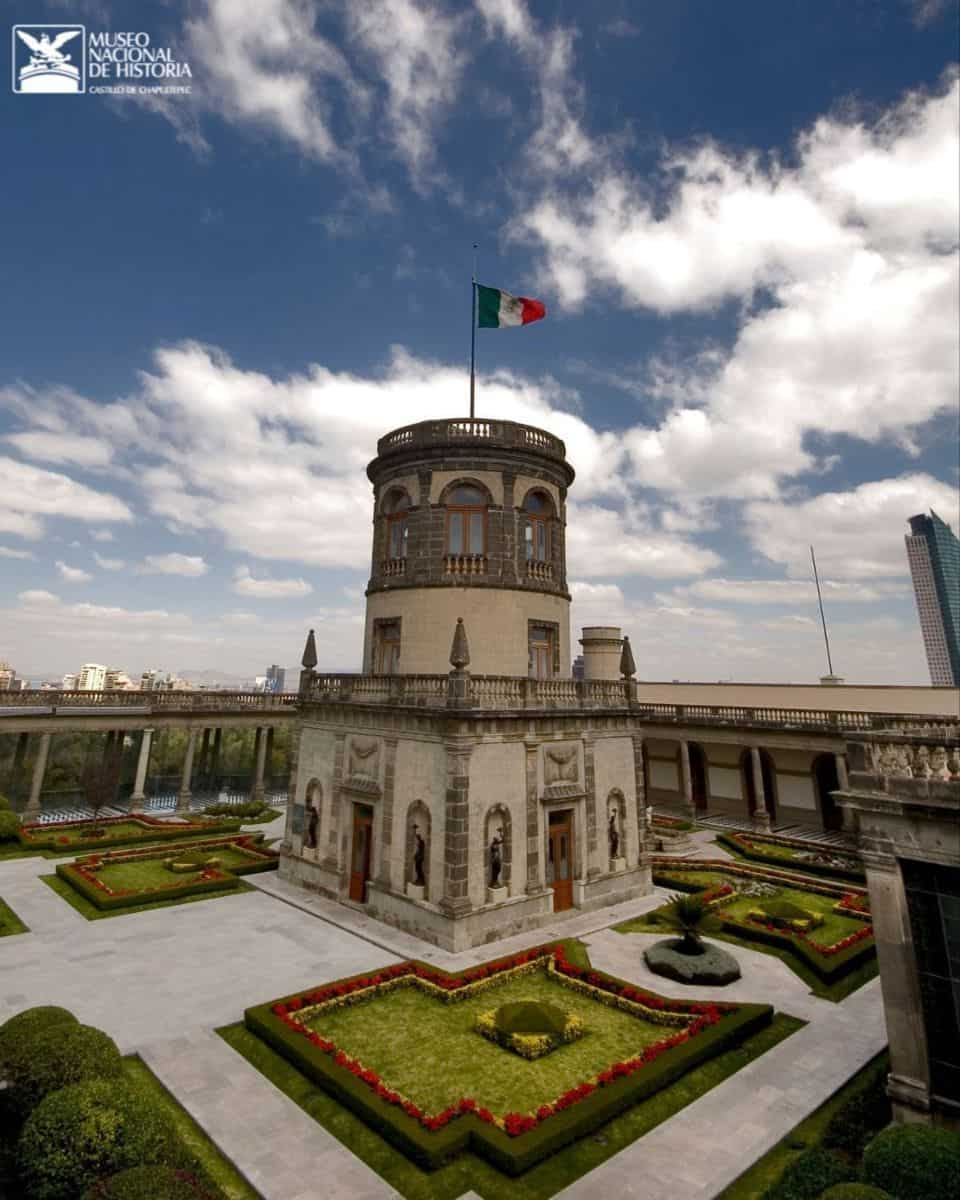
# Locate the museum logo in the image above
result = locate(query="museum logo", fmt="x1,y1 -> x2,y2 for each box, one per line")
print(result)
12,24 -> 192,96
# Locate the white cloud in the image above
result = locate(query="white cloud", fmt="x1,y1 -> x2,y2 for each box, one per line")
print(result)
93,552 -> 126,571
745,473 -> 960,579
232,566 -> 313,598
566,503 -> 721,578
136,553 -> 208,577
520,73 -> 959,502
90,529 -> 115,542
0,545 -> 34,560
55,561 -> 93,583
347,0 -> 466,189
671,578 -> 911,605
5,431 -> 113,467
18,589 -> 59,604
0,456 -> 132,541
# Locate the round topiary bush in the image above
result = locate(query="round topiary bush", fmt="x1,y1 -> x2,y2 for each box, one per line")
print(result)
7,1022 -> 124,1119
761,1147 -> 853,1199
18,1079 -> 180,1200
82,1164 -> 222,1200
0,1006 -> 78,1072
819,1185 -> 892,1199
644,938 -> 741,985
0,809 -> 21,842
862,1123 -> 960,1200
494,1000 -> 569,1038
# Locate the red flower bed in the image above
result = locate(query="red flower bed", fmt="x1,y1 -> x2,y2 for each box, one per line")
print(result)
270,944 -> 728,1139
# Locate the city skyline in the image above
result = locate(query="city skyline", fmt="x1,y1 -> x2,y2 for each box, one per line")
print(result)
1,1 -> 958,685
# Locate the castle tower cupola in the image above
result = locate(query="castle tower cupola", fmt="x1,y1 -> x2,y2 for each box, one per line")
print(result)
363,417 -> 575,677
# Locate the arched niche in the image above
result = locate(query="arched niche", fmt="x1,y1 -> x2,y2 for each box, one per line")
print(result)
405,800 -> 432,898
607,788 -> 627,863
484,803 -> 513,892
303,778 -> 322,852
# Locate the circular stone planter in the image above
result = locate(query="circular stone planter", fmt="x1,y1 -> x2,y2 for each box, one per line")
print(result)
643,938 -> 741,986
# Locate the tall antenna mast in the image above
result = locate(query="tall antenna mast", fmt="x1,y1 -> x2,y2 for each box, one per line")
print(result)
469,243 -> 478,420
810,545 -> 835,677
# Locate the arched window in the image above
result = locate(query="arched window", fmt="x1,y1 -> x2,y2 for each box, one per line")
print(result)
445,484 -> 486,556
382,488 -> 411,560
523,491 -> 552,562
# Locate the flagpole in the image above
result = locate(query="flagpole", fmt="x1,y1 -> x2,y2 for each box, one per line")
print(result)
469,243 -> 478,421
810,544 -> 835,677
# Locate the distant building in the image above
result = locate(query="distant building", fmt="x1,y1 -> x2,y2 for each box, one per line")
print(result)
62,673 -> 78,691
571,655 -> 585,681
77,663 -> 107,691
0,661 -> 16,691
104,669 -> 135,690
265,664 -> 286,693
906,511 -> 960,686
139,669 -> 163,691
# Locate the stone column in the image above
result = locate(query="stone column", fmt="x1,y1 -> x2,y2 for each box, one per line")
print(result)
631,734 -> 649,857
525,740 -> 542,892
583,735 -> 600,879
439,739 -> 472,917
129,727 -> 153,813
210,728 -> 222,793
177,729 -> 198,813
679,740 -> 695,818
329,732 -> 347,873
24,732 -> 51,821
377,737 -> 398,888
265,726 -> 275,791
250,726 -> 267,803
863,851 -> 932,1121
8,731 -> 28,799
834,753 -> 851,832
197,728 -> 211,790
751,746 -> 771,832
279,724 -> 299,855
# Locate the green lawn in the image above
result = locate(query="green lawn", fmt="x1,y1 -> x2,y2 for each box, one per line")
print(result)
219,1008 -> 802,1200
40,871 -> 255,920
93,844 -> 267,893
0,897 -> 28,936
123,1057 -> 261,1200
305,966 -> 670,1117
720,887 -> 864,945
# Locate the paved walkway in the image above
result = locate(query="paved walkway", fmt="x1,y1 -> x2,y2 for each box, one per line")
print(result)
0,833 -> 886,1200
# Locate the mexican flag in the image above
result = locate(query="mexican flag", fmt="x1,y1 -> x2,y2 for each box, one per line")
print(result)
477,284 -> 546,328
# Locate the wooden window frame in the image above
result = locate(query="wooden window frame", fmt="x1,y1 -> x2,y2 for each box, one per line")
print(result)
444,485 -> 488,557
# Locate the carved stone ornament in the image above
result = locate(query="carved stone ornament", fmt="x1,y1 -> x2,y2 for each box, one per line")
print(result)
349,737 -> 380,779
543,743 -> 584,799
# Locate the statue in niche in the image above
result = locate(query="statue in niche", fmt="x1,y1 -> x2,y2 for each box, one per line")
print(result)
304,800 -> 319,850
412,824 -> 426,886
608,809 -> 620,859
544,745 -> 578,785
489,826 -> 504,888
349,737 -> 380,779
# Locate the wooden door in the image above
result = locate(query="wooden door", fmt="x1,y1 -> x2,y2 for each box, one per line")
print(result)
547,810 -> 574,912
348,804 -> 373,902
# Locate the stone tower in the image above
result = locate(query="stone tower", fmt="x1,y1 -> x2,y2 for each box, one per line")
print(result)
362,417 -> 576,677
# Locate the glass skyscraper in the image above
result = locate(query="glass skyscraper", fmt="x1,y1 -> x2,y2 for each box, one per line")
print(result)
905,510 -> 960,686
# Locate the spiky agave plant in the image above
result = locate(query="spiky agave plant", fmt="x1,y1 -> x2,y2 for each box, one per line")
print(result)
658,893 -> 719,955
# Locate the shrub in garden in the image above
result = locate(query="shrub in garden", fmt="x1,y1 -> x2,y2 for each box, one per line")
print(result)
0,809 -> 20,842
18,1079 -> 180,1200
861,1123 -> 960,1200
761,1147 -> 853,1200
0,1006 -> 78,1072
7,1022 -> 124,1118
0,792 -> 12,810
821,1071 -> 890,1155
83,1164 -> 223,1200
818,1186 -> 892,1200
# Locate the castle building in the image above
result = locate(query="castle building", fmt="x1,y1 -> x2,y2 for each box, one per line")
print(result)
280,418 -> 652,950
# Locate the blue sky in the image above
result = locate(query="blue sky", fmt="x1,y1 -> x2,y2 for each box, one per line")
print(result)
0,0 -> 957,684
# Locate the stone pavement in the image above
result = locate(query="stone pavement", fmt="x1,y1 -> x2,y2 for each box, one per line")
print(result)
0,835 -> 887,1200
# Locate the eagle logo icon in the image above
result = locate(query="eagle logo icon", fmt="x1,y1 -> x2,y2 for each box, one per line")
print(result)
13,26 -> 85,93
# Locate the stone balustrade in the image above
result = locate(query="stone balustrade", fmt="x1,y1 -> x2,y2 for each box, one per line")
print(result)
845,726 -> 960,783
0,689 -> 298,714
376,417 -> 567,465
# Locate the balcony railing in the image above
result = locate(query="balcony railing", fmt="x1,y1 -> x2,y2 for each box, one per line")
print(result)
375,418 -> 568,465
300,672 -> 955,732
0,690 -> 299,715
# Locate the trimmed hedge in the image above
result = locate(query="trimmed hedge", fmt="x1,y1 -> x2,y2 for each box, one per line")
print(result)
0,1006 -> 78,1072
716,833 -> 865,883
0,810 -> 20,842
19,815 -> 243,853
0,792 -> 12,810
861,1123 -> 960,1200
821,1069 -> 890,1155
17,1078 -> 181,1200
83,1164 -> 222,1200
818,1186 -> 892,1200
761,1147 -> 854,1199
6,1022 -> 124,1120
716,914 -> 874,981
56,860 -> 240,911
244,960 -> 772,1175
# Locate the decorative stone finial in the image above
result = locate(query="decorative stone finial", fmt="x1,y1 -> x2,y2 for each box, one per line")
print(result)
619,635 -> 636,679
449,617 -> 471,672
301,628 -> 318,669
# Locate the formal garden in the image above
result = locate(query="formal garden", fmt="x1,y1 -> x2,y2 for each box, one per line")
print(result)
44,833 -> 278,918
715,831 -> 866,883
